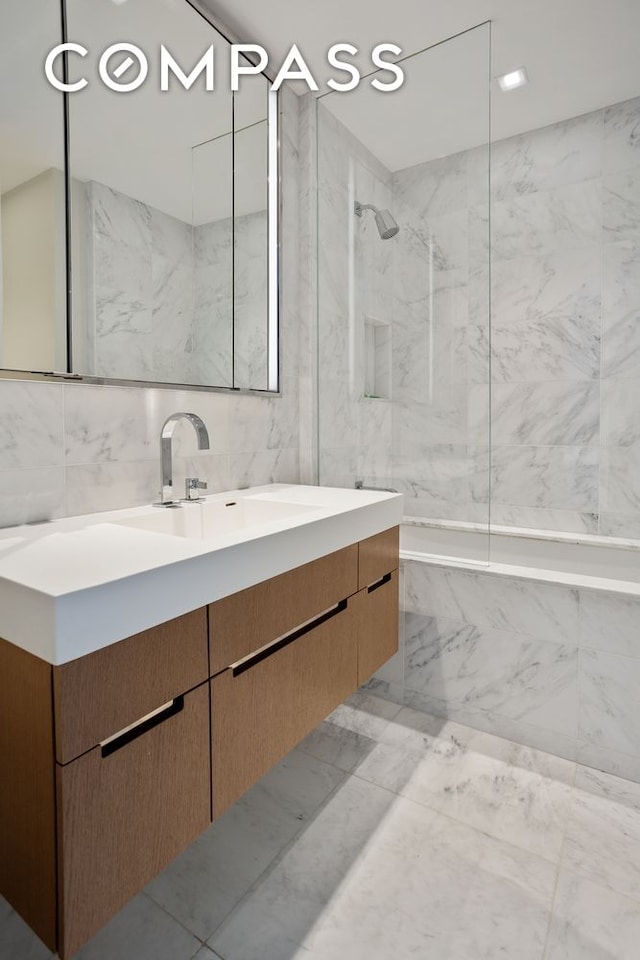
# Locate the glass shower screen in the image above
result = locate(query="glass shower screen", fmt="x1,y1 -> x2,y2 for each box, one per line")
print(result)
316,23 -> 492,564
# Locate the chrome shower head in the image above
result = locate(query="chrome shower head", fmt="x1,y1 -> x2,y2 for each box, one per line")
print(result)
354,200 -> 400,240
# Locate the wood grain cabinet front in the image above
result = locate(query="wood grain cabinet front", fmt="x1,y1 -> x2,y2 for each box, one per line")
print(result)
211,596 -> 359,818
56,683 -> 211,959
53,608 -> 209,764
355,569 -> 399,686
358,526 -> 399,591
208,544 -> 358,675
0,526 -> 400,959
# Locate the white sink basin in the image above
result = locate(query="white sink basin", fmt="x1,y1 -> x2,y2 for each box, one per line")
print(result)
113,496 -> 321,539
0,483 -> 403,665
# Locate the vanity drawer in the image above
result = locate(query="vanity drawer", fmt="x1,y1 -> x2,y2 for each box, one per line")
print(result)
355,569 -> 399,686
358,526 -> 399,590
208,544 -> 358,674
56,682 -> 210,959
211,595 -> 358,817
53,608 -> 208,764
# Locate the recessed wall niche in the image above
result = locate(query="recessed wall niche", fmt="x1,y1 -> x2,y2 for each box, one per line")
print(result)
363,316 -> 391,400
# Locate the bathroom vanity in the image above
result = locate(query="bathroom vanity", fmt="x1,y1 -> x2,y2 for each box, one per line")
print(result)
0,484 -> 401,958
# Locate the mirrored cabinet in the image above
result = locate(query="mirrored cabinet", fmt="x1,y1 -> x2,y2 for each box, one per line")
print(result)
0,0 -> 279,393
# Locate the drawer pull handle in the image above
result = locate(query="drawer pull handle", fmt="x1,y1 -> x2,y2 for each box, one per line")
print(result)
367,572 -> 392,594
100,696 -> 184,758
232,599 -> 349,677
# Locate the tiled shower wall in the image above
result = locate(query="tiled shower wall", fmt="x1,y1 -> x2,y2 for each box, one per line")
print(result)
368,558 -> 640,783
0,89 -> 301,528
316,95 -> 640,539
478,95 -> 640,538
316,106 -> 395,490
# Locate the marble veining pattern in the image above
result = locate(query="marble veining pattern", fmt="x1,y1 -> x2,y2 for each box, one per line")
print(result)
404,613 -> 578,738
399,557 -> 640,784
404,559 -> 580,643
7,693 -> 640,960
0,93 -> 301,527
317,94 -> 640,536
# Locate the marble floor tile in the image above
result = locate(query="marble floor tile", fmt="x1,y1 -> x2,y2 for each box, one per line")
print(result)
352,706 -> 575,862
325,690 -> 403,740
191,949 -> 222,960
304,803 -> 555,960
209,775 -> 404,960
545,871 -> 640,960
145,749 -> 345,941
563,766 -> 640,901
298,719 -> 381,773
74,892 -> 201,960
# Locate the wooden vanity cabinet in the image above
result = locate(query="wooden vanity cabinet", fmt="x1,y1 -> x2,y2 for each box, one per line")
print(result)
0,609 -> 210,959
57,684 -> 210,958
209,528 -> 400,818
358,525 -> 399,590
211,596 -> 358,817
0,526 -> 399,959
53,607 -> 208,764
355,569 -> 400,686
208,544 -> 359,674
0,640 -> 58,951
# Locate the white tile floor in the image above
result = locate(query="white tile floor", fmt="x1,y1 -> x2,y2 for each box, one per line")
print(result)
4,691 -> 640,959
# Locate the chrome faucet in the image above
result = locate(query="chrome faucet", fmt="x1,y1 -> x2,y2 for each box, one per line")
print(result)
158,413 -> 210,506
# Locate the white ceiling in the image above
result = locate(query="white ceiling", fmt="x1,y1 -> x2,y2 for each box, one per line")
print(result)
204,0 -> 640,168
3,0 -> 640,215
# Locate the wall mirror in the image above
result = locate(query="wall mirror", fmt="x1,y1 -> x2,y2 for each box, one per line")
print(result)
0,0 -> 67,373
0,0 -> 278,392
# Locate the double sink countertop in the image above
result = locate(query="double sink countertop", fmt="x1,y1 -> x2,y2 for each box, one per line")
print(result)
0,484 -> 403,665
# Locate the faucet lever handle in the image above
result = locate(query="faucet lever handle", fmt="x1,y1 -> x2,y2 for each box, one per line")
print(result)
185,477 -> 208,501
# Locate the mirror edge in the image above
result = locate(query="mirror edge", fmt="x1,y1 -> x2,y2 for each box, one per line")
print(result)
0,0 -> 281,397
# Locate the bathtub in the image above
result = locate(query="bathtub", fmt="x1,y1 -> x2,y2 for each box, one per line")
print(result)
400,519 -> 640,592
378,518 -> 640,783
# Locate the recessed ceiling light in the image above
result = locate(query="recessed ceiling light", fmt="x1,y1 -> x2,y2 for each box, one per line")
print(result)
497,67 -> 529,92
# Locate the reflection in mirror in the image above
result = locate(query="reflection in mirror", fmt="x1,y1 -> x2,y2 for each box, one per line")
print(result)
0,0 -> 66,373
234,120 -> 268,390
233,53 -> 270,391
66,0 -> 274,390
67,0 -> 236,387
192,132 -> 233,388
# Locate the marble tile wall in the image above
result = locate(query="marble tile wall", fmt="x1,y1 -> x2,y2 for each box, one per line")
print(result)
316,104 -> 394,493
0,91 -> 302,527
316,95 -> 640,539
484,97 -> 640,536
89,181 -> 197,385
193,210 -> 269,390
366,558 -> 640,782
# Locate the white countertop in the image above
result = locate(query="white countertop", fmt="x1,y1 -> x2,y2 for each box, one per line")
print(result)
0,484 -> 403,665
